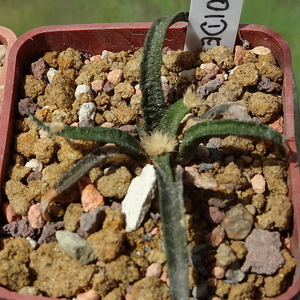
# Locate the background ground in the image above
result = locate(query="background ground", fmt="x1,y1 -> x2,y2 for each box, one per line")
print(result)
0,0 -> 298,94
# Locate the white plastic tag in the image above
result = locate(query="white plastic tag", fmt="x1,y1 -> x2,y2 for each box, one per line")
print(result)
185,0 -> 244,52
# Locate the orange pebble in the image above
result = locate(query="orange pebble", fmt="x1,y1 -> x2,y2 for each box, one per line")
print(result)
125,293 -> 134,300
3,202 -> 21,223
27,203 -> 46,229
78,176 -> 105,212
269,116 -> 283,133
76,289 -> 100,300
150,227 -> 159,235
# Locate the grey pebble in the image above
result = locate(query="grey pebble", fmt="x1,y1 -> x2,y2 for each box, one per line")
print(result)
56,230 -> 97,265
198,163 -> 214,172
257,75 -> 275,93
18,98 -> 39,117
79,205 -> 108,235
224,261 -> 245,284
38,221 -> 64,245
1,219 -> 41,239
196,77 -> 223,99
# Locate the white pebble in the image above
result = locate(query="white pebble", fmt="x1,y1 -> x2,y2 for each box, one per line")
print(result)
78,102 -> 96,117
25,159 -> 43,172
75,84 -> 93,99
78,102 -> 96,126
134,84 -> 141,95
101,50 -> 112,60
26,237 -> 38,249
39,129 -> 52,139
46,67 -> 57,84
161,76 -> 168,85
122,164 -> 157,232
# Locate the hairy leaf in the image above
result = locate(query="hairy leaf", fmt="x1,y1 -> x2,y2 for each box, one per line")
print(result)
157,98 -> 191,137
155,153 -> 173,181
28,113 -> 147,162
155,165 -> 189,300
140,11 -> 189,132
178,119 -> 285,164
40,147 -> 133,221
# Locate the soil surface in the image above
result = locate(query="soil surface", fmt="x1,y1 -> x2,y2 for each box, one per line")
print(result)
0,44 -> 296,300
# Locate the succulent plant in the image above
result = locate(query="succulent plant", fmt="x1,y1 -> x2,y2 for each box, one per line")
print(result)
29,11 -> 285,300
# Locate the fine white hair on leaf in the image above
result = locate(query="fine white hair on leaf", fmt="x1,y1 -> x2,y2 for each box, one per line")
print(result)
49,121 -> 65,133
143,131 -> 178,157
183,86 -> 204,108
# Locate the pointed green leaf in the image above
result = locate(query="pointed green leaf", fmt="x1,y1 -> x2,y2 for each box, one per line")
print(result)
40,148 -> 134,221
52,148 -> 108,194
157,98 -> 191,138
140,11 -> 189,132
155,165 -> 189,300
52,148 -> 132,195
28,113 -> 147,162
178,119 -> 285,164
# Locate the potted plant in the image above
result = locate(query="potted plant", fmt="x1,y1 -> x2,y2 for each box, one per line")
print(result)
0,26 -> 17,116
0,11 -> 299,300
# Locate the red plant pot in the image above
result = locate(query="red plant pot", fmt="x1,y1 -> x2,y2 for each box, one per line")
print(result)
0,26 -> 17,116
0,23 -> 298,300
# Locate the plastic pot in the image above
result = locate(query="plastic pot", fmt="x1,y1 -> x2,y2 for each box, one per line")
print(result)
0,26 -> 17,116
0,23 -> 298,300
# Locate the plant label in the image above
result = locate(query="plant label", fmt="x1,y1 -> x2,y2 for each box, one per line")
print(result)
185,0 -> 244,52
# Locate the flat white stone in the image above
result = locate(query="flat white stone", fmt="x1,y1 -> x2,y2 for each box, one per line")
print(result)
75,84 -> 93,99
25,158 -> 43,172
122,164 -> 157,232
